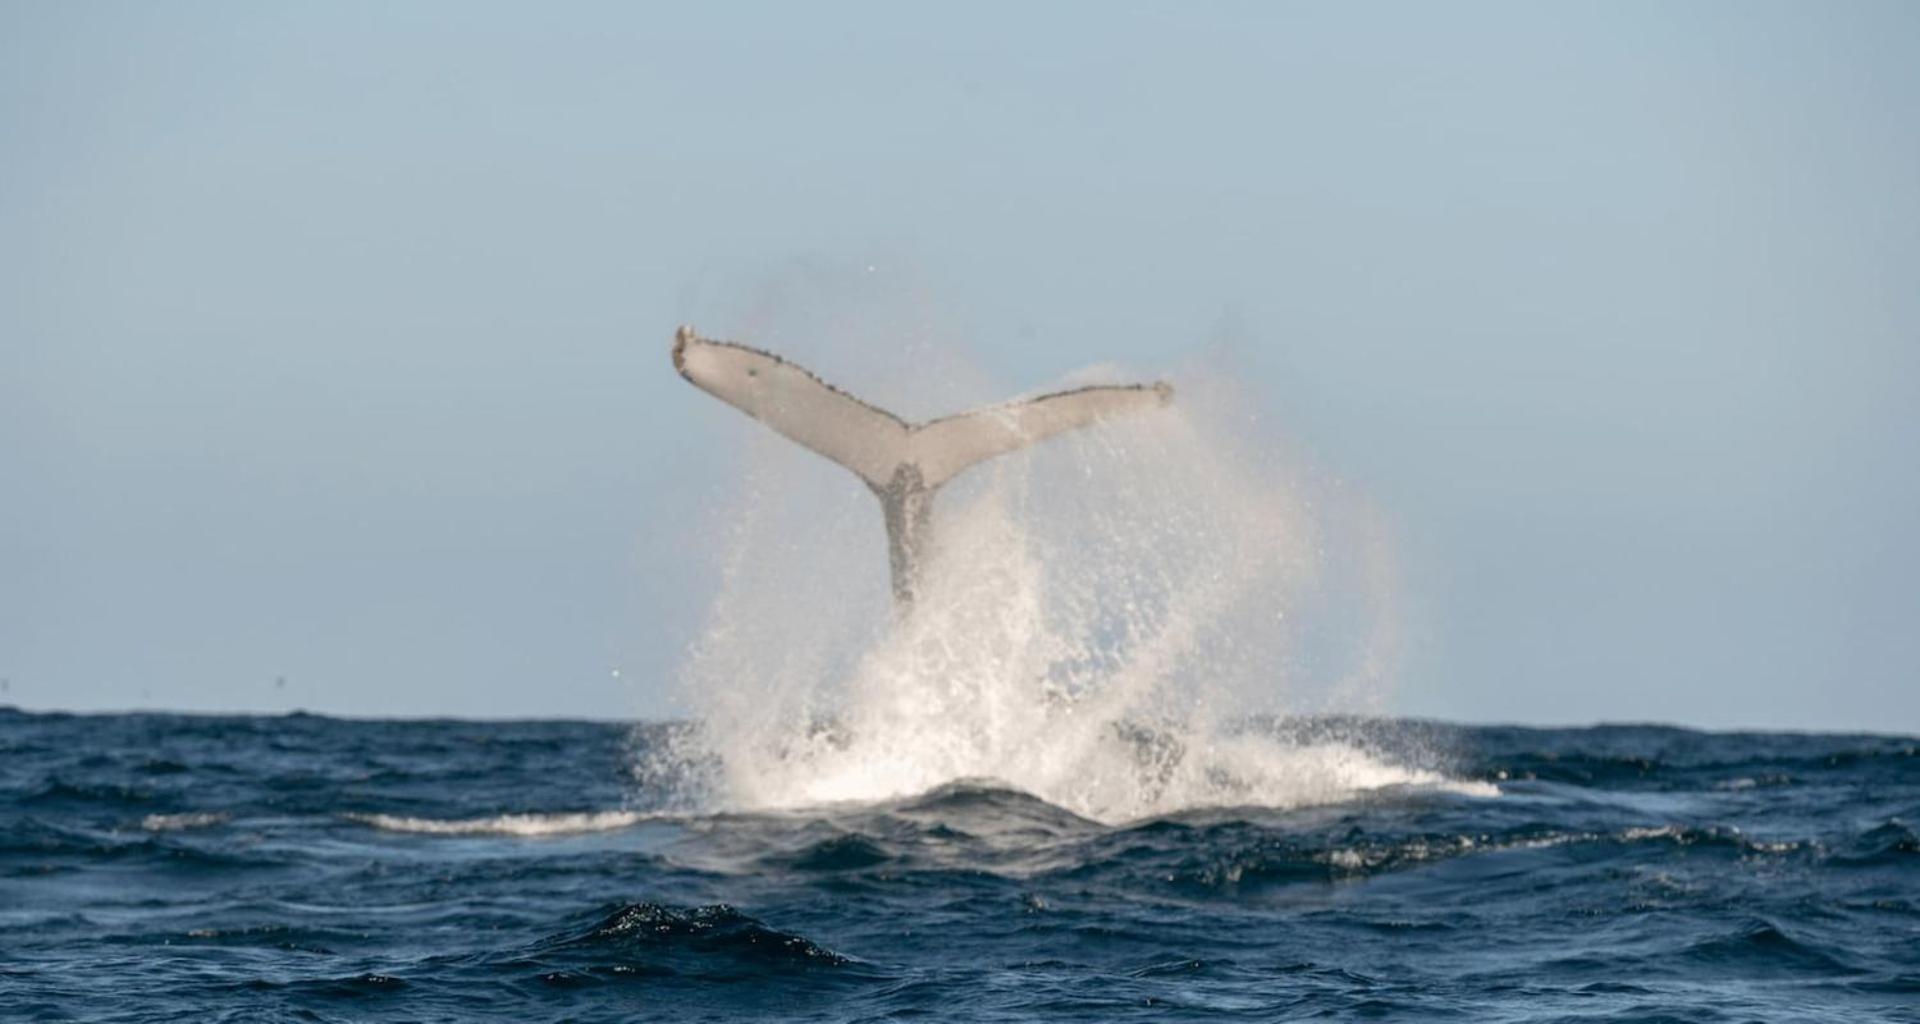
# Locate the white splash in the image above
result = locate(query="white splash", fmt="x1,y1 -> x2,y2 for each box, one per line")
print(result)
346,811 -> 653,836
668,333 -> 1437,824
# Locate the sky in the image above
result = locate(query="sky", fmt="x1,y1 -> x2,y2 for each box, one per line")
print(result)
3,1 -> 1916,730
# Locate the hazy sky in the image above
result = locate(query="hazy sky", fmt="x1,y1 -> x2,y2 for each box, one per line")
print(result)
4,2 -> 1916,730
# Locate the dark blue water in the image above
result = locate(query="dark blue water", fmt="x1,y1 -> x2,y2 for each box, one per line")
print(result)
2,708 -> 1915,1022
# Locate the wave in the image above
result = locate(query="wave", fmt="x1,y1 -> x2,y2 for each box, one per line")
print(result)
1835,820 -> 1919,866
1678,920 -> 1860,974
778,833 -> 893,872
1143,820 -> 1827,895
472,902 -> 877,990
545,902 -> 852,968
344,810 -> 656,836
141,812 -> 230,832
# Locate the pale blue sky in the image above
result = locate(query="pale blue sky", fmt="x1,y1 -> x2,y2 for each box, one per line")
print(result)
3,2 -> 1915,729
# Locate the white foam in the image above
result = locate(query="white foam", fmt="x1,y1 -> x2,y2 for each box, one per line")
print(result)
346,811 -> 652,836
141,812 -> 230,832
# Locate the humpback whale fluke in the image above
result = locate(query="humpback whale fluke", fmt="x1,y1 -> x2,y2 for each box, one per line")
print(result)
671,325 -> 1173,609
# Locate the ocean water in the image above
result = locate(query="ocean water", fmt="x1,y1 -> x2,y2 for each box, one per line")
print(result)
2,708 -> 1915,1022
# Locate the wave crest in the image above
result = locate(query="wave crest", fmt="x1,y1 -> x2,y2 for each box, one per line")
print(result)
345,811 -> 653,836
141,812 -> 230,832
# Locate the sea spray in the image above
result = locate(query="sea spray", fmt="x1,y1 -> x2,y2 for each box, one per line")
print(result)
666,342 -> 1426,823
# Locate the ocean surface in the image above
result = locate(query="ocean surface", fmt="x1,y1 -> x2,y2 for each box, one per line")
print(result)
2,708 -> 1915,1022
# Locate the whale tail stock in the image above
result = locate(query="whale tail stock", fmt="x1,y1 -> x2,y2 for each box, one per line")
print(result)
671,325 -> 1173,608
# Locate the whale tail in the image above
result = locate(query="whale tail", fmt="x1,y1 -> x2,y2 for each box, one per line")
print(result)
671,326 -> 1173,607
